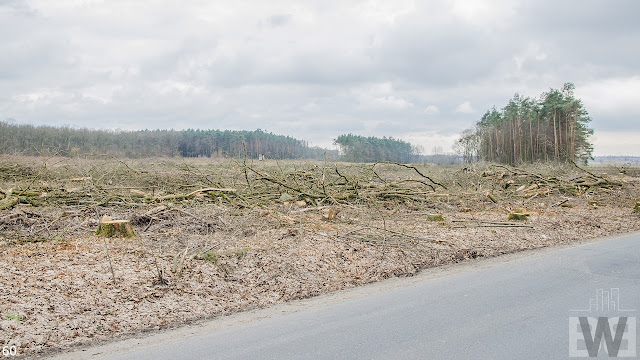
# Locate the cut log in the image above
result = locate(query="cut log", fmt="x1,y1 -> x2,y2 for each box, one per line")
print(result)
0,196 -> 19,210
95,219 -> 137,238
129,189 -> 147,197
325,207 -> 340,220
156,188 -> 237,202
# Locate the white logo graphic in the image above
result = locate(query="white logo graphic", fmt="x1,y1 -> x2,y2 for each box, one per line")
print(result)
569,289 -> 636,357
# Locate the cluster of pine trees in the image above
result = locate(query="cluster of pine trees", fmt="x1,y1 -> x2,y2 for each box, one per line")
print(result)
457,83 -> 594,164
0,121 -> 332,159
334,134 -> 415,163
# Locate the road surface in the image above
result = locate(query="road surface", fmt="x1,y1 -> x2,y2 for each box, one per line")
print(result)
53,231 -> 640,359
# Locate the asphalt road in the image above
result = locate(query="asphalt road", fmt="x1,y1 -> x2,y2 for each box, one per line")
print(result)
56,232 -> 640,359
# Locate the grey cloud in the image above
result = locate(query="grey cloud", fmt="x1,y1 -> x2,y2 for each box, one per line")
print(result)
0,0 -> 36,15
511,0 -> 640,77
371,23 -> 510,86
0,11 -> 70,82
519,0 -> 640,35
195,47 -> 376,88
266,14 -> 291,28
588,113 -> 639,132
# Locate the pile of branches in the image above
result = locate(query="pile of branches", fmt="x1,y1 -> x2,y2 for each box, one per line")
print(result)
485,162 -> 623,199
0,157 -> 631,215
239,162 -> 446,206
0,157 -> 636,246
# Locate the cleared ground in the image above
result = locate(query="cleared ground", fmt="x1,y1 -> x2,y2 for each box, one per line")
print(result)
0,155 -> 639,358
55,231 -> 640,360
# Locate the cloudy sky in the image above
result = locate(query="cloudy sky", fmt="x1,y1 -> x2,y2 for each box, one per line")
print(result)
1,0 -> 639,155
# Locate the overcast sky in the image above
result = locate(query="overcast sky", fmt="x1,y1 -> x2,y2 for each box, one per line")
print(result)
1,0 -> 639,155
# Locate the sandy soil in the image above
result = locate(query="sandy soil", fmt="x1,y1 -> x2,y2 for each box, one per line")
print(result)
1,202 -> 639,358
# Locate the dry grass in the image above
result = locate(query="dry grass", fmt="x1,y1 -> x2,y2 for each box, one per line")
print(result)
1,155 -> 639,357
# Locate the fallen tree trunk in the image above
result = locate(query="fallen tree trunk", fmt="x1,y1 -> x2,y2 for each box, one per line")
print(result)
156,187 -> 236,202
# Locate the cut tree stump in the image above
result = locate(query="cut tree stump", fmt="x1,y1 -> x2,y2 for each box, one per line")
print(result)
427,213 -> 445,221
95,219 -> 137,238
507,212 -> 530,221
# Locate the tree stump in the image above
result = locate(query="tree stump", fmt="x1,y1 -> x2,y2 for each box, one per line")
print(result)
95,219 -> 137,238
507,212 -> 530,221
426,213 -> 444,221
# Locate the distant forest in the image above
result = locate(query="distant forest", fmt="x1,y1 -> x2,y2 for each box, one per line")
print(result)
0,121 -> 334,160
456,83 -> 594,164
592,156 -> 640,166
334,134 -> 416,163
0,121 -> 428,163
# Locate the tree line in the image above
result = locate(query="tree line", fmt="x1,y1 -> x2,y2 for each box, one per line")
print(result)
456,83 -> 594,164
0,121 -> 334,159
334,134 -> 415,163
